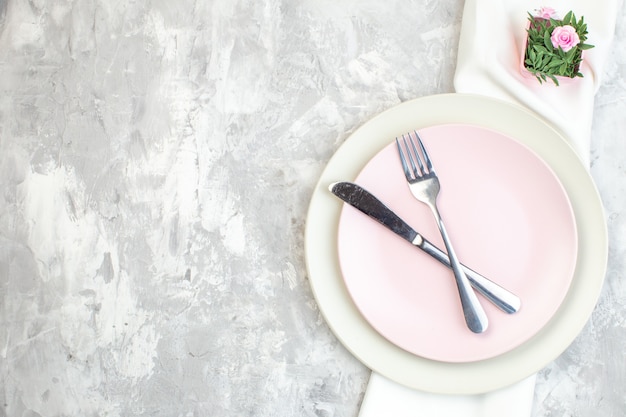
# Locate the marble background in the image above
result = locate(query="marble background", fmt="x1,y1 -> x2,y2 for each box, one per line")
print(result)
0,0 -> 624,416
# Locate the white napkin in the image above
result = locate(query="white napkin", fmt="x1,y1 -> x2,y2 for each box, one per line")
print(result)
454,0 -> 620,166
359,373 -> 536,417
358,1 -> 619,416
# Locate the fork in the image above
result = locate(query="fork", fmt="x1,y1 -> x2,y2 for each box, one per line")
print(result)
396,131 -> 488,333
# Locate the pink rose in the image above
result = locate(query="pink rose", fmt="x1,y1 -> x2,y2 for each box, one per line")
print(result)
551,25 -> 580,52
537,6 -> 557,19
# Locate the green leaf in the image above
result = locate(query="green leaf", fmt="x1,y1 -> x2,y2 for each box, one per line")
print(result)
546,59 -> 563,69
579,43 -> 595,50
543,30 -> 553,50
549,74 -> 560,86
563,11 -> 573,25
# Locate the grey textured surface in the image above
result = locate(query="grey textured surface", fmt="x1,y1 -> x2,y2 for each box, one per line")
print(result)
0,0 -> 624,416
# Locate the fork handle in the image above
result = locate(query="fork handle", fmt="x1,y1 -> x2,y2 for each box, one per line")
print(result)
431,206 -> 489,333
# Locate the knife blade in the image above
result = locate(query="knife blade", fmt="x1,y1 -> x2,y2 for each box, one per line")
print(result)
330,181 -> 521,314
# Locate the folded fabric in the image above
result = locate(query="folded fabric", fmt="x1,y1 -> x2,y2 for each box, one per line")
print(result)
358,1 -> 618,416
454,0 -> 620,167
359,372 -> 536,417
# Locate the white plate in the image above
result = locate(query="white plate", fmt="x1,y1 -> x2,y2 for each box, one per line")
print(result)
304,94 -> 607,394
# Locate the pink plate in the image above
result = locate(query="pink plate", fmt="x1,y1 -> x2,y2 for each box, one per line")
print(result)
337,124 -> 578,363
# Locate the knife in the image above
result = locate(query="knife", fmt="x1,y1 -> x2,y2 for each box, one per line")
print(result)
330,181 -> 521,314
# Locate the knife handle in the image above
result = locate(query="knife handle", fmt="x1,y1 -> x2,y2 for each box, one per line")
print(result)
420,240 -> 521,314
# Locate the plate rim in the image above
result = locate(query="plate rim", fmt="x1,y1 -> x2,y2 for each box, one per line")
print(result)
304,93 -> 608,394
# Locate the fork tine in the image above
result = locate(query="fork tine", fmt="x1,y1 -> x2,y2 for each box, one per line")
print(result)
407,133 -> 425,174
395,138 -> 412,180
402,134 -> 422,178
413,131 -> 434,173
